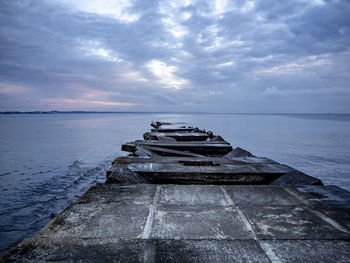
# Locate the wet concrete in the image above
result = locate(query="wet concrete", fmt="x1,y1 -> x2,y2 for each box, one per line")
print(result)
122,141 -> 232,156
143,131 -> 209,141
2,184 -> 349,262
2,122 -> 349,262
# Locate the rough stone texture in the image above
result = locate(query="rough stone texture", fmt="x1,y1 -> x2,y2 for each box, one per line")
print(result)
270,169 -> 323,186
260,240 -> 350,263
151,128 -> 195,133
2,184 -> 350,262
154,240 -> 270,263
291,185 -> 350,230
122,141 -> 232,156
107,156 -> 292,184
158,185 -> 229,206
223,185 -> 303,206
2,239 -> 271,263
143,132 -> 209,141
118,123 -> 323,187
242,205 -> 350,240
151,205 -> 253,239
224,147 -> 253,157
76,183 -> 156,205
134,146 -> 206,158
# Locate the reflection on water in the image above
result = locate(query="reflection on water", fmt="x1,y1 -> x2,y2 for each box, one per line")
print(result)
0,113 -> 349,255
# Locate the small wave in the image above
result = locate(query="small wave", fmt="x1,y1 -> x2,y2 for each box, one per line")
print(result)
0,157 -> 114,256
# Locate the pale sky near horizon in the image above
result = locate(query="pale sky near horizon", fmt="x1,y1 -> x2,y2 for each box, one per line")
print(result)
0,0 -> 349,113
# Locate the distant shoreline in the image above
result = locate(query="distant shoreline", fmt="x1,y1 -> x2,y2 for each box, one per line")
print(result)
0,111 -> 349,115
0,111 -> 182,114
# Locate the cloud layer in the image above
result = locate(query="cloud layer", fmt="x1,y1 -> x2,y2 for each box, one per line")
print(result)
0,0 -> 349,112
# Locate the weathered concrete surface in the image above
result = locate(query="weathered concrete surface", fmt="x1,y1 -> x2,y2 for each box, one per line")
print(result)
122,141 -> 233,156
112,156 -> 280,165
292,185 -> 350,231
2,184 -> 349,262
1,122 -> 344,262
151,127 -> 195,133
106,159 -> 289,184
143,131 -> 209,141
269,169 -> 323,186
107,153 -> 322,185
133,145 -> 207,157
118,123 -> 322,186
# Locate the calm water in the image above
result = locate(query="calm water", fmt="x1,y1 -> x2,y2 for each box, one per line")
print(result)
0,113 -> 350,255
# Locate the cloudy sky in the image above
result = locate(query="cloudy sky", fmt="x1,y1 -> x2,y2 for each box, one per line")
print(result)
0,0 -> 349,112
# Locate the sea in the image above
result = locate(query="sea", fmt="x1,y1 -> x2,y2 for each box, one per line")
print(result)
0,113 -> 350,255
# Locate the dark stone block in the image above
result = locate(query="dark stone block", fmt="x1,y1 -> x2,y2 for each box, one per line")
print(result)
76,183 -> 156,205
269,169 -> 323,186
223,185 -> 302,206
155,240 -> 270,263
2,239 -> 271,263
158,185 -> 228,206
150,205 -> 253,239
260,240 -> 350,263
242,206 -> 350,240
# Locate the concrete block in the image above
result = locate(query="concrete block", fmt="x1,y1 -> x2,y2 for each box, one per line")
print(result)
158,185 -> 229,206
41,203 -> 149,240
150,205 -> 253,239
223,185 -> 303,206
2,239 -> 271,263
242,206 -> 350,240
155,240 -> 270,263
76,183 -> 156,205
143,132 -> 209,141
260,240 -> 350,263
295,185 -> 350,206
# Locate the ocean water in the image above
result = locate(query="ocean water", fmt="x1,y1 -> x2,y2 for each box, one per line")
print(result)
0,113 -> 350,255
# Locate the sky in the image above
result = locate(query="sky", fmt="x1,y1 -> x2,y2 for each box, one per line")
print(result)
0,0 -> 349,113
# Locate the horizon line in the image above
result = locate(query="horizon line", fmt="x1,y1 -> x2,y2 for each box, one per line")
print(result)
0,110 -> 349,115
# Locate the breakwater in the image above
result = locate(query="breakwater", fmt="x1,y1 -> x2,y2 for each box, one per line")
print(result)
2,122 -> 350,262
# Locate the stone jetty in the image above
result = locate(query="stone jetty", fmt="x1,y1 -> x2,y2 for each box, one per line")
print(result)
1,122 -> 350,262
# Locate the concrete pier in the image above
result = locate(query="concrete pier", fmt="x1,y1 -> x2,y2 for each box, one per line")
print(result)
1,122 -> 349,262
2,184 -> 350,262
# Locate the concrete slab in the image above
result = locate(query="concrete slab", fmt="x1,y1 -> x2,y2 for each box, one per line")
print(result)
150,205 -> 253,240
158,185 -> 229,206
40,203 -> 149,240
242,205 -> 350,240
76,183 -> 156,205
1,239 -> 151,263
223,185 -> 303,206
151,128 -> 195,133
295,185 -> 350,206
113,156 -> 279,165
139,146 -> 206,157
290,185 -> 350,230
312,206 -> 350,231
2,239 -> 271,263
107,161 -> 289,184
2,184 -> 350,262
143,132 -> 209,141
131,140 -> 231,145
155,240 -> 270,263
270,169 -> 323,186
260,240 -> 350,263
122,141 -> 232,156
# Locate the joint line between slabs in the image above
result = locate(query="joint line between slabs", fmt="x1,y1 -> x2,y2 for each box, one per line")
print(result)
141,186 -> 161,239
219,186 -> 258,239
284,187 -> 350,235
220,186 -> 281,263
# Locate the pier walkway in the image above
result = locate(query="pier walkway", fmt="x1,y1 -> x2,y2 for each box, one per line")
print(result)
2,122 -> 349,262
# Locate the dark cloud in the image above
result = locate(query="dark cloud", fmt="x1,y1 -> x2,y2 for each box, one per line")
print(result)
0,0 -> 349,112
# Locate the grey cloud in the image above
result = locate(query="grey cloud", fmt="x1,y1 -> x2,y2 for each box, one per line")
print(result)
0,0 -> 349,112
